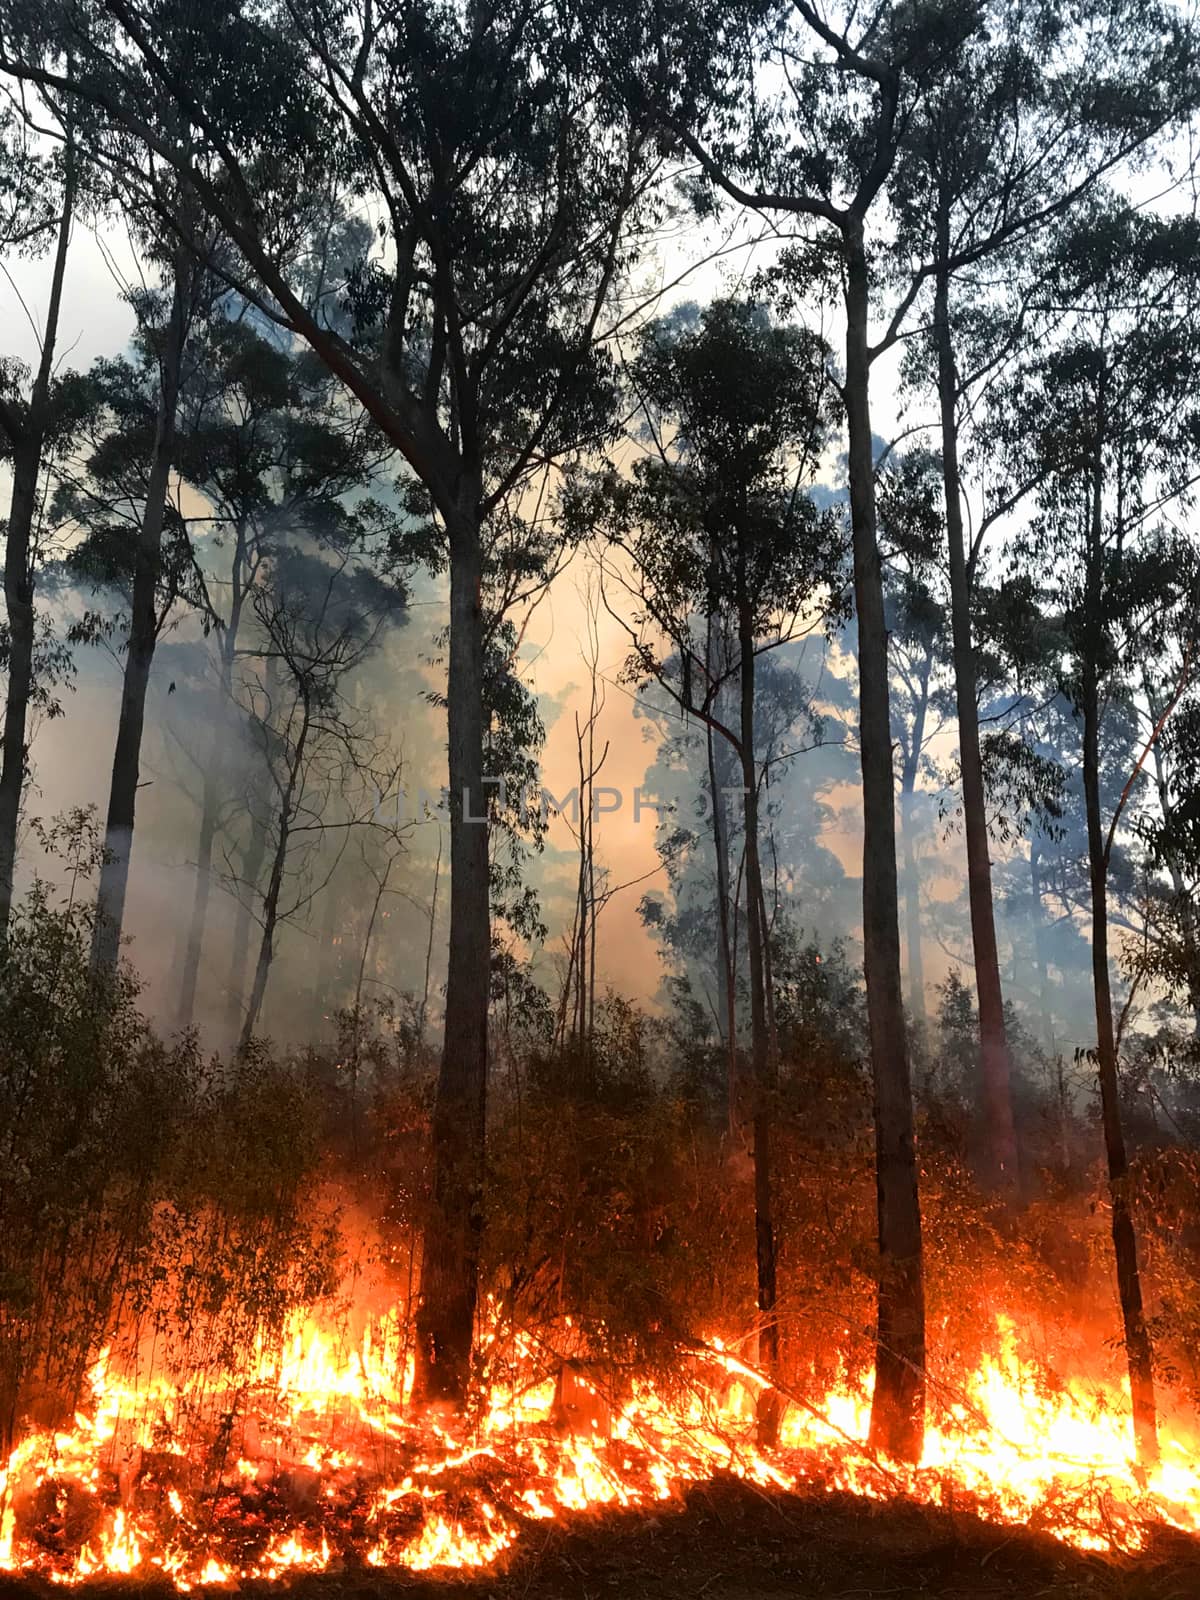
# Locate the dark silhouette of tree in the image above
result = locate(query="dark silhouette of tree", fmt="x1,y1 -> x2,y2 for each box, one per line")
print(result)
0,120 -> 84,939
54,244 -> 212,972
888,0 -> 1195,1198
0,0 -> 661,1405
592,296 -> 842,1442
604,0 -> 986,1460
1010,202 -> 1200,1465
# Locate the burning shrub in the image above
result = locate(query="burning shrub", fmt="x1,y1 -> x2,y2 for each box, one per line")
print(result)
0,814 -> 341,1450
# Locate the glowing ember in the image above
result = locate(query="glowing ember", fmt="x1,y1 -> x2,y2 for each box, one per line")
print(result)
1,1306 -> 1197,1585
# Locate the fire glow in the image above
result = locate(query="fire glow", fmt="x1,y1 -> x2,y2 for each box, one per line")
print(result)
2,1306 -> 1198,1586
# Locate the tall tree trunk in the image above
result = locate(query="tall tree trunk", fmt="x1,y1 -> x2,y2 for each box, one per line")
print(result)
705,616 -> 739,1132
845,222 -> 925,1464
0,147 -> 76,939
933,252 -> 1018,1197
178,528 -> 249,1028
1081,453 -> 1157,1467
91,256 -> 190,974
239,690 -> 310,1051
415,498 -> 489,1407
898,652 -> 931,1024
736,588 -> 779,1447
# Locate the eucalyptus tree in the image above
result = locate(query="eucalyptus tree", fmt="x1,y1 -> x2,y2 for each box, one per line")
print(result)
53,246 -> 211,972
593,297 -> 843,1439
0,0 -> 662,1403
1012,202 -> 1200,1466
888,0 -> 1194,1199
0,118 -> 83,939
602,0 -> 992,1459
170,306 -> 392,1029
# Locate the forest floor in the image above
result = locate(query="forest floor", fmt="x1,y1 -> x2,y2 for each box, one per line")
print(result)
2,1479 -> 1199,1600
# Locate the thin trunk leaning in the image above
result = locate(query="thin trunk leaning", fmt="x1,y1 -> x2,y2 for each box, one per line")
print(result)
91,258 -> 191,974
239,687 -> 311,1051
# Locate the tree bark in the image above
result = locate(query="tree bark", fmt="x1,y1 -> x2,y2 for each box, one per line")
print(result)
415,496 -> 490,1407
845,222 -> 926,1464
91,256 -> 190,974
238,687 -> 310,1052
704,611 -> 739,1132
1081,449 -> 1157,1467
0,147 -> 76,940
736,582 -> 779,1447
933,254 -> 1019,1197
707,714 -> 739,1119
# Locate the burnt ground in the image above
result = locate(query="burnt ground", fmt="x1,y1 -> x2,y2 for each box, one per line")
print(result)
2,1480 -> 1199,1600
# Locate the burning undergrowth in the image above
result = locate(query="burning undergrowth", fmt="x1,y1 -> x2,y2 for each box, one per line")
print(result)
4,1281 -> 1200,1586
4,880 -> 1200,1586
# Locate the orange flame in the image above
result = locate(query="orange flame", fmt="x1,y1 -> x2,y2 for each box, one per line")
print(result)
1,1306 -> 1197,1585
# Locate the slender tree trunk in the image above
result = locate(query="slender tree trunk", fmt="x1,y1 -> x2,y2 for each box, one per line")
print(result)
415,497 -> 489,1407
736,589 -> 779,1447
178,532 -> 248,1028
1081,452 -> 1157,1467
898,653 -> 931,1025
91,256 -> 191,974
933,253 -> 1018,1196
1082,673 -> 1158,1466
0,148 -> 76,939
707,723 -> 738,1107
239,691 -> 310,1051
705,616 -> 739,1130
227,800 -> 268,1040
845,222 -> 925,1464
0,451 -> 40,940
759,828 -> 780,1065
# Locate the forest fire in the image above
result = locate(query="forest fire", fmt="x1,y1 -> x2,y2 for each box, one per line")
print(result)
3,1302 -> 1199,1587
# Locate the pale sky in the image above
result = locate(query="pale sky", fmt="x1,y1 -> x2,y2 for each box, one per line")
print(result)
0,194 -> 963,1031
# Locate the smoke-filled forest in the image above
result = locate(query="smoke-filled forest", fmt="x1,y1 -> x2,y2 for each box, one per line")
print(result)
2,1 -> 1200,1594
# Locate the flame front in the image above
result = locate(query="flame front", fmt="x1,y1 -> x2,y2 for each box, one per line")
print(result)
2,1307 -> 1198,1585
